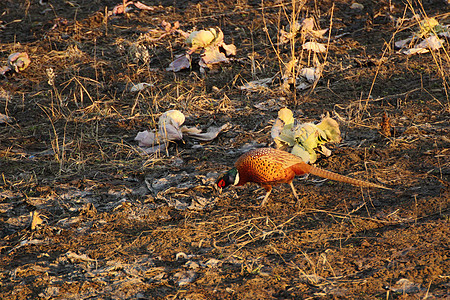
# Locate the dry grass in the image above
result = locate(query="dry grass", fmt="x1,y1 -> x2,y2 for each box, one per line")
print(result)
0,0 -> 449,299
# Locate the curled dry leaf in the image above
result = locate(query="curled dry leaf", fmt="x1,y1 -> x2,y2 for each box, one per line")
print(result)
391,278 -> 424,294
394,37 -> 413,49
0,65 -> 11,75
169,27 -> 235,72
173,270 -> 197,286
135,110 -> 185,153
279,17 -> 327,44
181,123 -> 230,141
220,43 -> 237,56
133,1 -> 155,11
278,107 -> 295,125
238,77 -> 273,91
8,52 -> 31,72
397,17 -> 449,55
1,52 -> 31,74
302,41 -> 326,53
159,109 -> 185,128
175,252 -> 195,260
200,47 -> 229,68
130,82 -> 154,92
415,35 -> 444,50
350,3 -> 364,10
186,28 -> 220,49
300,17 -> 328,39
144,21 -> 182,43
299,67 -> 320,83
111,1 -> 133,15
402,35 -> 444,55
166,54 -> 191,72
135,110 -> 228,153
111,1 -> 155,16
161,20 -> 180,33
66,251 -> 95,262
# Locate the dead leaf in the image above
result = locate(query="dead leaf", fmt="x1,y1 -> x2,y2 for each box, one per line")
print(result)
2,52 -> 31,74
0,65 -> 11,75
238,77 -> 273,91
110,1 -> 154,15
169,27 -> 235,72
166,54 -> 191,72
220,43 -> 237,56
135,130 -> 158,147
181,123 -> 230,141
302,42 -> 326,53
301,17 -> 328,39
299,67 -> 320,83
111,1 -> 133,15
159,109 -> 185,127
186,28 -> 219,49
350,3 -> 364,10
133,1 -> 155,11
173,270 -> 197,286
200,47 -> 230,67
253,99 -> 280,111
416,35 -> 444,50
130,82 -> 153,92
159,123 -> 183,141
391,278 -> 424,294
136,110 -> 226,153
395,37 -> 413,49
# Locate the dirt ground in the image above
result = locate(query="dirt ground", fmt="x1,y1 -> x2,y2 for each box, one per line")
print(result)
1,0 -> 449,299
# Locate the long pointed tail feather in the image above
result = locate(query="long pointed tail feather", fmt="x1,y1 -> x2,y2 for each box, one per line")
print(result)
309,166 -> 390,190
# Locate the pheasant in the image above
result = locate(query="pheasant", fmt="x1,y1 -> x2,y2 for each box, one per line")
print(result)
216,148 -> 389,207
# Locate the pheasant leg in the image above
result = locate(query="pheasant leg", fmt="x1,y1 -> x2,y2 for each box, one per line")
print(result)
259,185 -> 272,207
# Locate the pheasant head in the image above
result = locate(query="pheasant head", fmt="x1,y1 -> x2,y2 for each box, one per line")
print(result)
216,167 -> 240,190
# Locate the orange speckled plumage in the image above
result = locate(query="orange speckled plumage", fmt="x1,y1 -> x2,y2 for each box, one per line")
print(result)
228,148 -> 389,207
234,148 -> 311,187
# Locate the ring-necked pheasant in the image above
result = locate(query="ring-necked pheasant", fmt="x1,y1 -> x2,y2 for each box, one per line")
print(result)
216,148 -> 389,207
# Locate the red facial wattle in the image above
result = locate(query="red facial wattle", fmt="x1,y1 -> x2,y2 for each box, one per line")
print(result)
217,179 -> 225,188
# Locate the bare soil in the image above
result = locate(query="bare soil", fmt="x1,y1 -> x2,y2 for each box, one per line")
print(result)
1,0 -> 449,299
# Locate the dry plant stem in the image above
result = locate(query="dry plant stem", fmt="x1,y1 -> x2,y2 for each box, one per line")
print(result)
363,5 -> 410,109
104,6 -> 108,36
288,0 -> 300,97
405,0 -> 449,106
37,104 -> 66,174
308,4 -> 334,95
261,0 -> 285,78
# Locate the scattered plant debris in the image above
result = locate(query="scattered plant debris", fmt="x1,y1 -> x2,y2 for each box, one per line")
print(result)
279,17 -> 328,44
395,17 -> 449,55
135,110 -> 229,153
167,27 -> 236,72
110,1 -> 155,16
271,108 -> 341,163
0,52 -> 31,75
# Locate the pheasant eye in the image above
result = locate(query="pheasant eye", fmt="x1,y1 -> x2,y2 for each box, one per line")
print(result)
218,179 -> 225,188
